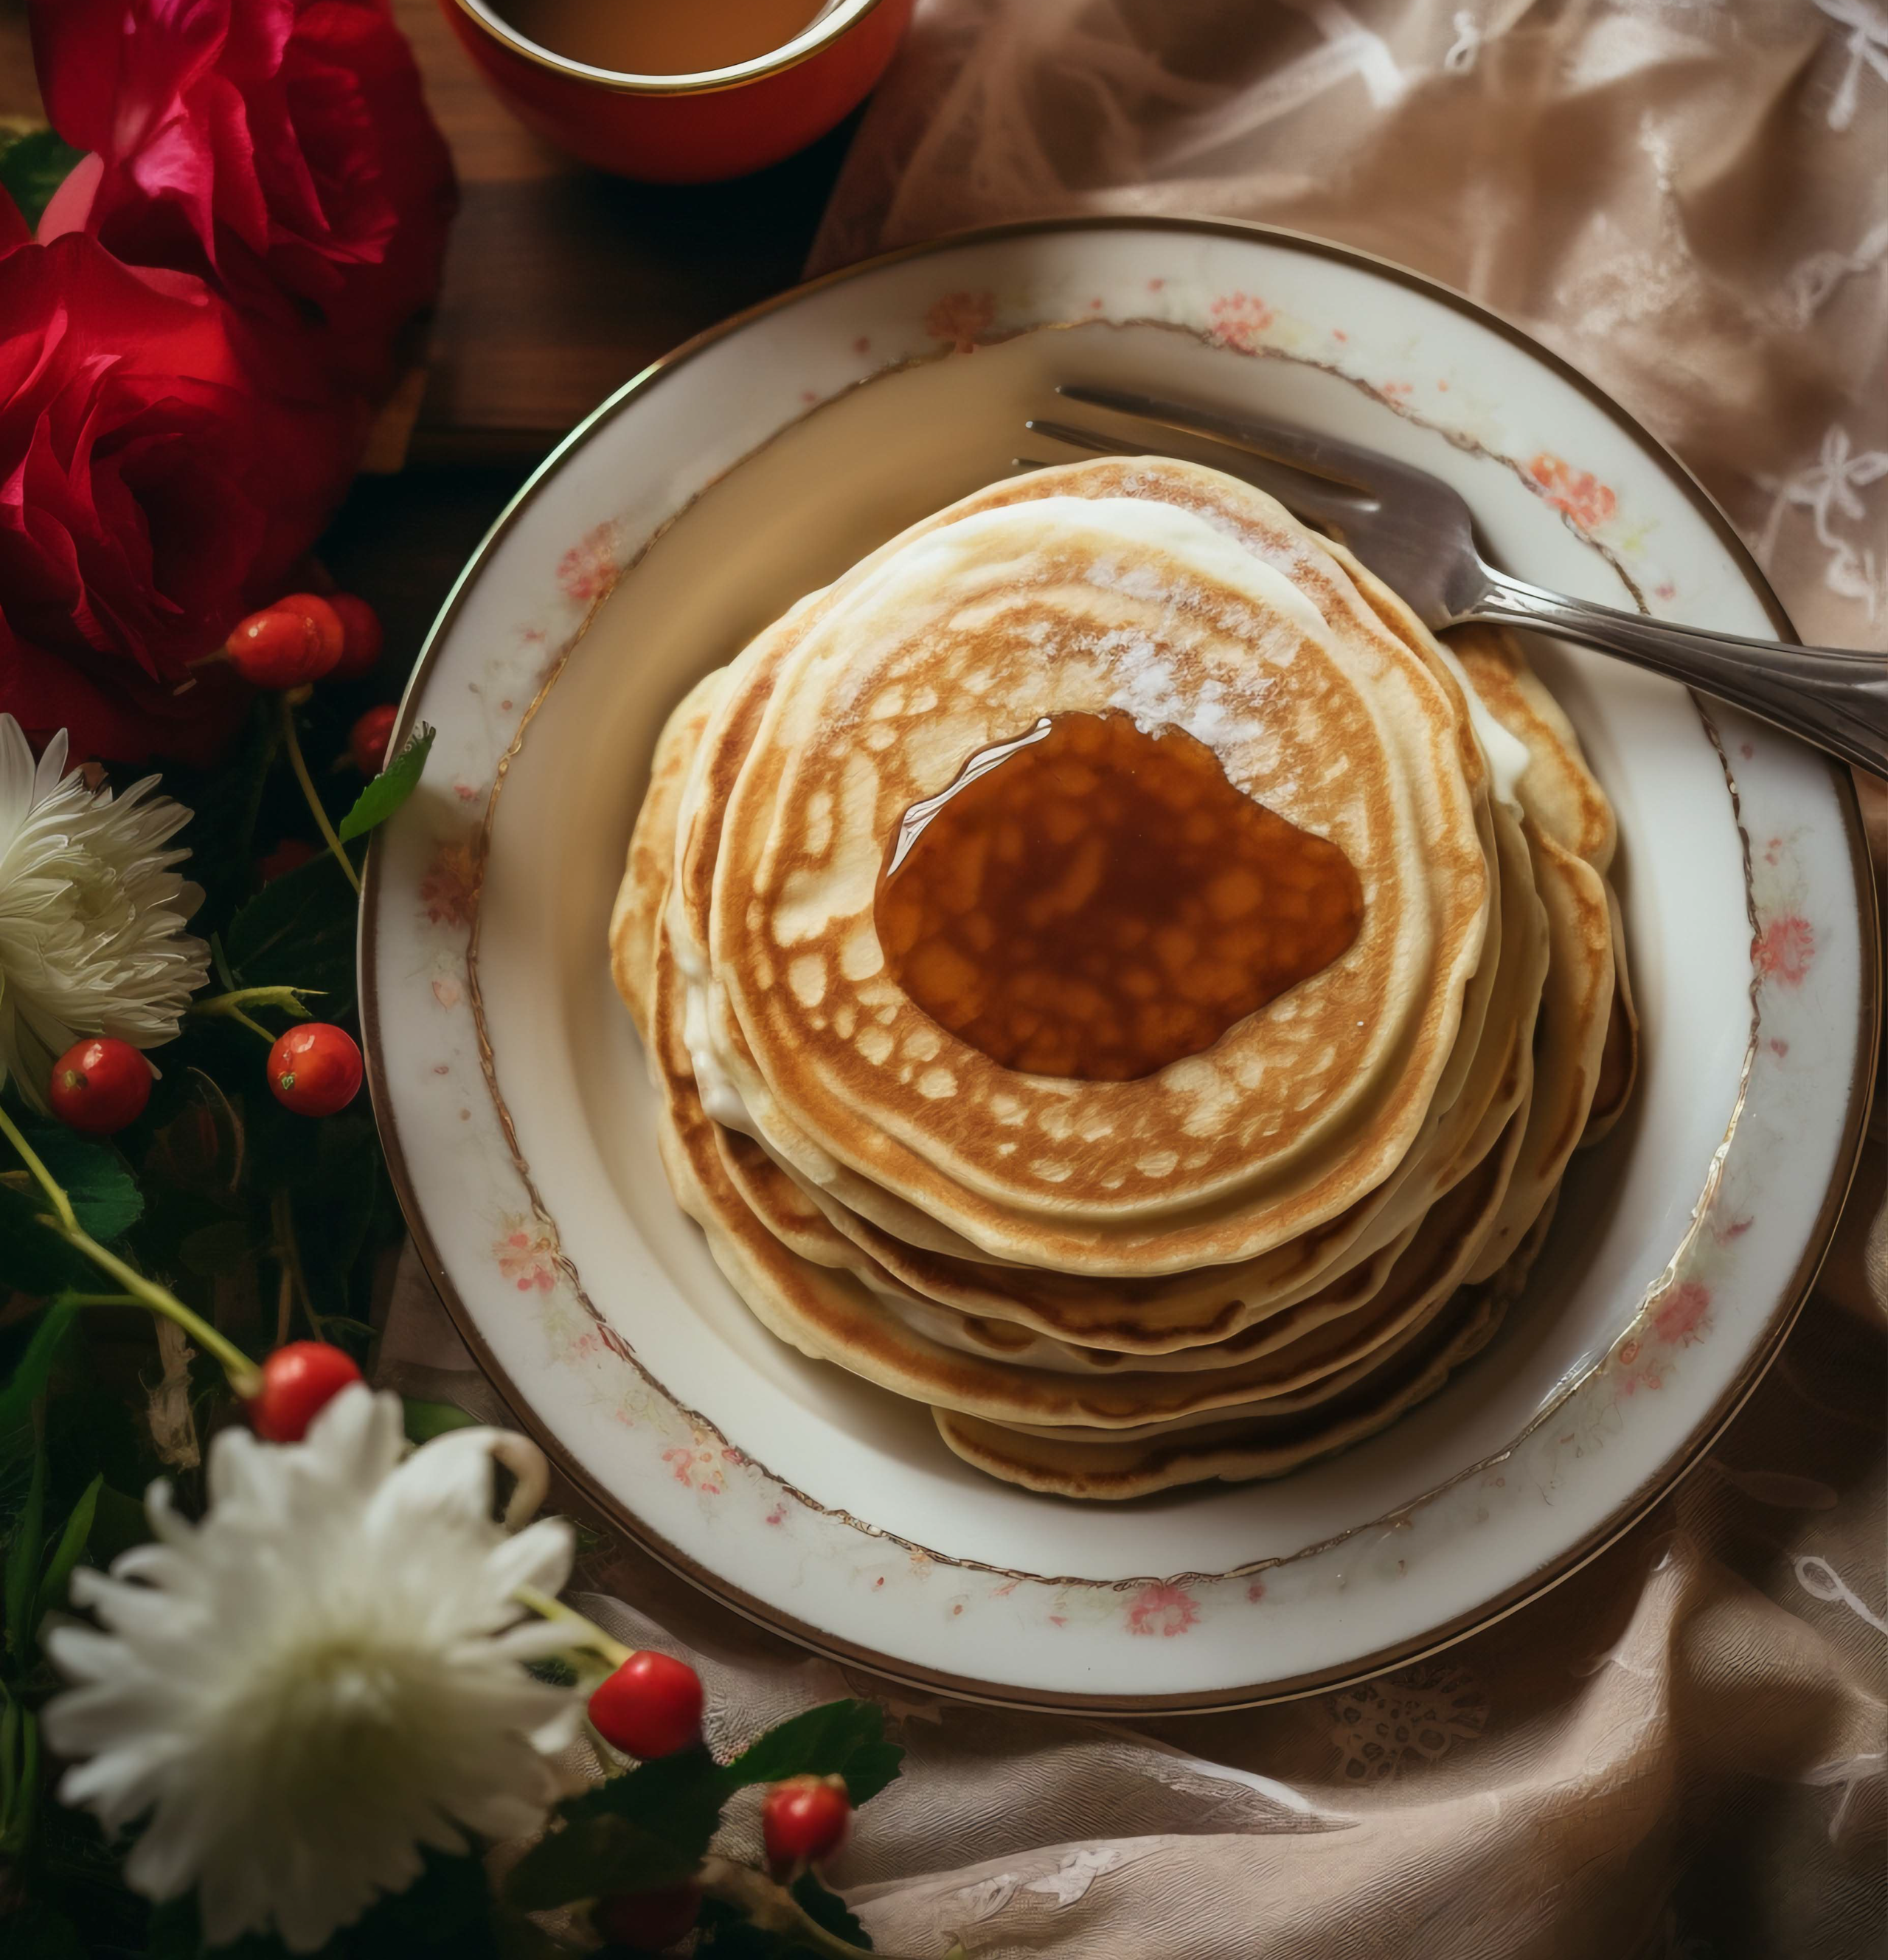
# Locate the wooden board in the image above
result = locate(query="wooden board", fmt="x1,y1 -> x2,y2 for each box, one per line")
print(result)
398,0 -> 854,458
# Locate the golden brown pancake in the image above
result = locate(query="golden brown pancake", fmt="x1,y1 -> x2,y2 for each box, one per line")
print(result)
608,458 -> 1631,1498
678,461 -> 1494,1276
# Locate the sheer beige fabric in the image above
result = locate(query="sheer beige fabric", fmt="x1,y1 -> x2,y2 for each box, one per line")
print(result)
807,0 -> 1888,660
384,7 -> 1888,1947
383,1227 -> 1885,1956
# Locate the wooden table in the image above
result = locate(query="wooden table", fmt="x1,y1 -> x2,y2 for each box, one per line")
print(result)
390,0 -> 858,463
344,1 -> 856,651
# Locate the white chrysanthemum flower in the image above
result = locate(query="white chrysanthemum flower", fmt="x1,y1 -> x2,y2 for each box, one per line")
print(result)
0,712 -> 209,1108
44,1388 -> 580,1953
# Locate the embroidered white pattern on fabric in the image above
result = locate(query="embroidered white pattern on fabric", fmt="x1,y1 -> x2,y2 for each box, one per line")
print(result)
1443,10 -> 1482,71
1023,1846 -> 1133,1906
1814,0 -> 1888,131
1757,428 -> 1888,619
1794,1555 -> 1888,1636
1782,216 -> 1888,326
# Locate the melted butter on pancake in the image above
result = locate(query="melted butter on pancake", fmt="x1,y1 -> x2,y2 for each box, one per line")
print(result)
877,709 -> 1363,1080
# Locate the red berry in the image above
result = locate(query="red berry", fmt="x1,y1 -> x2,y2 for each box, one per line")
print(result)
760,1774 -> 851,1869
349,703 -> 400,775
280,592 -> 346,667
257,837 -> 317,883
325,594 -> 384,681
587,1650 -> 704,1759
591,1883 -> 701,1953
47,1038 -> 151,1135
267,1023 -> 363,1116
225,605 -> 339,688
248,1341 -> 364,1442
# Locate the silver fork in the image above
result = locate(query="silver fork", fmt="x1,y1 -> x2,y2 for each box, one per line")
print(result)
1019,383 -> 1888,779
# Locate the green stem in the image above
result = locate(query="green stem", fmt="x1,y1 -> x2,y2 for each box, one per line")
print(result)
0,1105 -> 77,1234
190,986 -> 318,1043
0,1102 -> 261,1399
512,1585 -> 633,1668
280,694 -> 361,894
59,1223 -> 259,1399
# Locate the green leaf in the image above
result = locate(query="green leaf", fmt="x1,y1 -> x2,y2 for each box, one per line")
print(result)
87,1482 -> 152,1565
507,1745 -> 728,1912
338,724 -> 435,843
21,1125 -> 143,1242
34,1472 -> 102,1625
0,1299 -> 79,1457
225,849 -> 360,1017
0,1184 -> 94,1298
4,1425 -> 46,1658
0,127 -> 86,232
403,1397 -> 480,1445
724,1700 -> 902,1806
791,1872 -> 871,1950
507,1810 -> 696,1911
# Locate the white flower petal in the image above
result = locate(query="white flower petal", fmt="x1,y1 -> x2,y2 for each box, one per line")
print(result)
0,720 -> 206,1105
378,1425 -> 507,1522
483,1517 -> 577,1604
302,1383 -> 405,1487
43,1621 -> 135,1687
490,1616 -> 589,1667
142,1480 -> 193,1547
44,1389 -> 583,1949
530,1702 -> 587,1755
126,1788 -> 222,1902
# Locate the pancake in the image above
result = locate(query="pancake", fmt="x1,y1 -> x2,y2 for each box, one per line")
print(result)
634,771 -> 1541,1442
746,787 -> 1540,1363
681,579 -> 1547,1361
610,456 -> 1633,1498
611,670 -> 726,1042
678,460 -> 1496,1276
929,1204 -> 1551,1498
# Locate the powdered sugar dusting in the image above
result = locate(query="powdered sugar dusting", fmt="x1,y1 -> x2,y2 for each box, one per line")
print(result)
1091,625 -> 1259,750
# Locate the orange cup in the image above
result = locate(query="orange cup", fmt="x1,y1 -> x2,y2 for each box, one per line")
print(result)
438,0 -> 914,183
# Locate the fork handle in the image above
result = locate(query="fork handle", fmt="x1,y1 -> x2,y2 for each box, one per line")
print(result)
1469,569 -> 1888,779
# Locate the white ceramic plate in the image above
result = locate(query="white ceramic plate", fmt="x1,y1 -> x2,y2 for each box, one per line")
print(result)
362,220 -> 1876,1711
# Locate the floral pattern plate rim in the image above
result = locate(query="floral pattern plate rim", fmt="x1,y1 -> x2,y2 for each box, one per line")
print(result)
361,218 -> 1878,1711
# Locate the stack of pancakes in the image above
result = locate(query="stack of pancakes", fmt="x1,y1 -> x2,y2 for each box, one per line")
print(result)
612,457 -> 1634,1498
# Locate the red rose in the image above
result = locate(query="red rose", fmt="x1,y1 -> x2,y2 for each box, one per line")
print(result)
0,212 -> 364,763
32,0 -> 457,400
